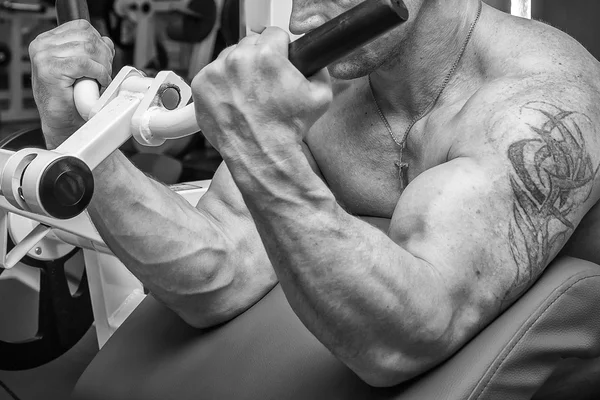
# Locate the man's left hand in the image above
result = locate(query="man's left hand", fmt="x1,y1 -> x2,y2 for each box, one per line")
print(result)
190,27 -> 332,163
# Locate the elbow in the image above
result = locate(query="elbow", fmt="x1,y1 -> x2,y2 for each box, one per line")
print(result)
352,322 -> 455,388
176,307 -> 239,329
351,356 -> 426,388
355,367 -> 414,388
353,343 -> 450,388
169,266 -> 278,330
160,264 -> 240,330
170,282 -> 240,330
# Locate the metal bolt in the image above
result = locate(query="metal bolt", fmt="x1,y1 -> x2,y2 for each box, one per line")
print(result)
159,86 -> 181,111
34,247 -> 42,255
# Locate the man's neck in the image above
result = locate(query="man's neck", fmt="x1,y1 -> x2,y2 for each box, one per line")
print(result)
370,0 -> 485,120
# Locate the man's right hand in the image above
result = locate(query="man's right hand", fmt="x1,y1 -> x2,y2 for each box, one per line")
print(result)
29,20 -> 115,149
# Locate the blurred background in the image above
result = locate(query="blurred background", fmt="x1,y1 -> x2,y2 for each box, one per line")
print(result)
0,1 -> 599,400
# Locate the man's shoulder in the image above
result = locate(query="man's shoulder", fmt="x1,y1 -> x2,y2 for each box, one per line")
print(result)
472,74 -> 599,122
457,70 -> 600,148
488,11 -> 599,79
472,11 -> 600,113
450,70 -> 600,187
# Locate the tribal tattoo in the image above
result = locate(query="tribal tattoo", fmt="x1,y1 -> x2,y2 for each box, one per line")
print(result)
506,101 -> 598,300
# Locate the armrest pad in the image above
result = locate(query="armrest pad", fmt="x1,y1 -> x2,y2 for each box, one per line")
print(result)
72,257 -> 600,400
395,256 -> 600,399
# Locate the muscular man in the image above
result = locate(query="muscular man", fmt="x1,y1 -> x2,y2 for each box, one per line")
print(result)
29,0 -> 600,387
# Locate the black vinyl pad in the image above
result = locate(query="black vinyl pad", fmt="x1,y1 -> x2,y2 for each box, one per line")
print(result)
73,285 -> 403,400
72,257 -> 600,400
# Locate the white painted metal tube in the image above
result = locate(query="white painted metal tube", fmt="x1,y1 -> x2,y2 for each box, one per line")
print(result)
120,76 -> 154,93
74,78 -> 101,120
73,76 -> 200,140
0,150 -> 14,176
58,94 -> 143,170
146,104 -> 201,139
4,224 -> 51,270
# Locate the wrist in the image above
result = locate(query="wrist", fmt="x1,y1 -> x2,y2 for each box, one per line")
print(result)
41,122 -> 83,150
92,150 -> 124,180
219,121 -> 305,163
88,151 -> 132,211
226,147 -> 328,203
222,140 -> 302,177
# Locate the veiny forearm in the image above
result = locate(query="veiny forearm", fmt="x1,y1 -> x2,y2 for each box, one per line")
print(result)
226,150 -> 452,386
86,151 -> 234,320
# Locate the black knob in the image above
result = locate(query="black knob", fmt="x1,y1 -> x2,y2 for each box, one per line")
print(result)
39,157 -> 94,219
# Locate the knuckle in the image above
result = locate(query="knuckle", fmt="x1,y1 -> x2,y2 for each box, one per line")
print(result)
28,31 -> 51,56
72,19 -> 93,30
28,39 -> 40,58
192,61 -> 224,92
225,48 -> 251,67
257,44 -> 276,60
30,49 -> 48,70
266,26 -> 287,39
30,50 -> 41,67
72,56 -> 90,71
203,61 -> 223,80
102,36 -> 116,54
85,28 -> 99,40
191,69 -> 207,91
217,44 -> 235,59
82,40 -> 97,56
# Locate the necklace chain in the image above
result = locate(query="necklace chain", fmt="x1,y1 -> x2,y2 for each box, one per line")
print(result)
369,0 -> 483,154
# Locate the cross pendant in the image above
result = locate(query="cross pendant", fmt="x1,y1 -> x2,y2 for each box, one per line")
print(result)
394,161 -> 409,190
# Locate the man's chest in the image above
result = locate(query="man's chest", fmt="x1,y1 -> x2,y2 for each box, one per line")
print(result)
305,101 -> 455,218
306,130 -> 405,217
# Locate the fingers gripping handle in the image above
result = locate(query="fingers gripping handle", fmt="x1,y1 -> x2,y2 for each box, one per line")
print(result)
55,0 -> 99,120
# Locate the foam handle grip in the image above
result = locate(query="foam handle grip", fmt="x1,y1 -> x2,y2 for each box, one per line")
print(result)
55,0 -> 91,25
289,0 -> 409,77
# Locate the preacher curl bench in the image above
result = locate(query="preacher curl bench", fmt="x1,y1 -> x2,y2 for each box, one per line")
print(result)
3,0 -> 600,399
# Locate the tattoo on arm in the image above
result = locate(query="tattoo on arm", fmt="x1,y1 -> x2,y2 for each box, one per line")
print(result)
506,101 -> 598,301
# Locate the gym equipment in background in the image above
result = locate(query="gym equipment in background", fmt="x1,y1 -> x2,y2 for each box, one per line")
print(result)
111,0 -> 223,80
0,43 -> 11,68
0,127 -> 93,371
0,1 -> 55,122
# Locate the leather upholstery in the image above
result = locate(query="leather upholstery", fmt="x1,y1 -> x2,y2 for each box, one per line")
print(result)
72,256 -> 600,400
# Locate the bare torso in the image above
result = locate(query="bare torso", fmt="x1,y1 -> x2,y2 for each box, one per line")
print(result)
305,7 -> 600,263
